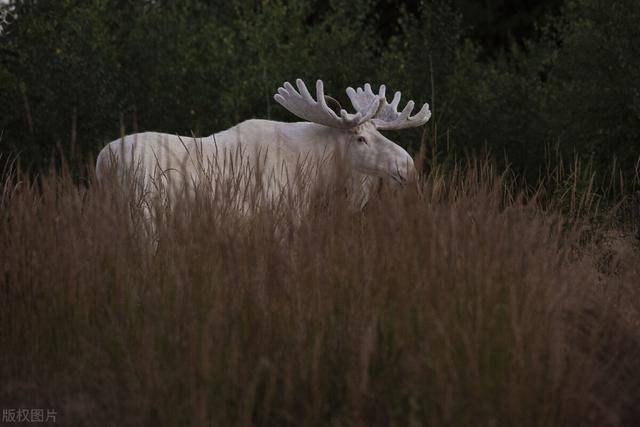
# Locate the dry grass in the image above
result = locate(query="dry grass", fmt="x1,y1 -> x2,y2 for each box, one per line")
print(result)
1,156 -> 640,426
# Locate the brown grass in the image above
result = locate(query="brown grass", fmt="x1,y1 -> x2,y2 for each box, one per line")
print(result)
1,156 -> 639,426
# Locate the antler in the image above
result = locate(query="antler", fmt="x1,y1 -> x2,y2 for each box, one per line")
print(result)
346,83 -> 431,130
274,79 -> 380,129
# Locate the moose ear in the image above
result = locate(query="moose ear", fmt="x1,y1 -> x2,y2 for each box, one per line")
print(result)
323,95 -> 342,115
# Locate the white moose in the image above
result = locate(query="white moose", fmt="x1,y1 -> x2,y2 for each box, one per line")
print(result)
96,79 -> 431,212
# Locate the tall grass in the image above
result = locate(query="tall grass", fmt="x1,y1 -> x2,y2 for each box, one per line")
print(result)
1,155 -> 639,426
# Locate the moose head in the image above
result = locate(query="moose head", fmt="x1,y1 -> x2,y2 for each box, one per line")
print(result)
274,79 -> 431,185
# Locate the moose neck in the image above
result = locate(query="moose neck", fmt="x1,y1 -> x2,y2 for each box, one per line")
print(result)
274,121 -> 346,158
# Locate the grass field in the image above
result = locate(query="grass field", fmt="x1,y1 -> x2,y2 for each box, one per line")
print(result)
1,154 -> 640,426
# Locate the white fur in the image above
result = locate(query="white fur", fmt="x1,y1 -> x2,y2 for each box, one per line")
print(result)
95,119 -> 415,212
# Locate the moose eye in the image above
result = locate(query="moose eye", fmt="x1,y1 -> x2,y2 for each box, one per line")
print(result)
357,136 -> 367,145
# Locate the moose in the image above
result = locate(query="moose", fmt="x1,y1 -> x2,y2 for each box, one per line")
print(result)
96,79 -> 431,212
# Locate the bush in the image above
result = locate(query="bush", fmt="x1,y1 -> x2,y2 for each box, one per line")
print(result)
2,0 -> 637,193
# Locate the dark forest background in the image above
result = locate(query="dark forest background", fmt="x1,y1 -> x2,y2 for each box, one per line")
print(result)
0,0 -> 638,189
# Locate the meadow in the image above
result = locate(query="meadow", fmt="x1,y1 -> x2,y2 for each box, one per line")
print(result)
2,149 -> 640,426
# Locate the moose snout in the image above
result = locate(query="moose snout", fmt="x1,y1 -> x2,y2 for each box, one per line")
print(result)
389,156 -> 416,186
388,168 -> 410,186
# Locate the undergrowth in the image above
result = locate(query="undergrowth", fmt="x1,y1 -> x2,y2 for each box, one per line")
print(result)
1,155 -> 639,426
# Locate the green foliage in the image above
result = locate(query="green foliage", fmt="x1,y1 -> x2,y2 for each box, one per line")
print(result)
544,0 -> 640,180
454,0 -> 564,57
0,0 -> 121,163
443,0 -> 640,191
0,0 -> 465,168
0,0 -> 639,197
